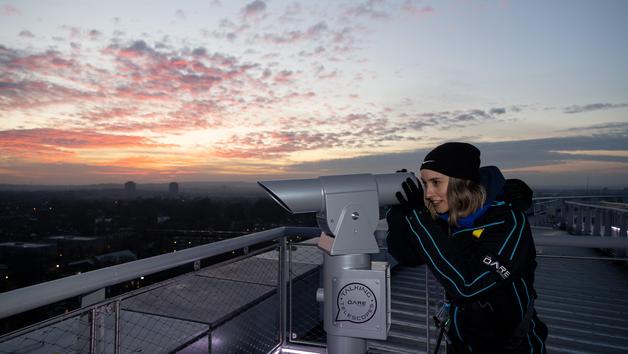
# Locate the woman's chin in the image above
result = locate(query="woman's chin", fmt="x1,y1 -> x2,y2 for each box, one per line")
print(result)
434,205 -> 449,214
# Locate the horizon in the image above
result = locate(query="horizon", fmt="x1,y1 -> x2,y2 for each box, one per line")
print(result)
1,1 -> 627,186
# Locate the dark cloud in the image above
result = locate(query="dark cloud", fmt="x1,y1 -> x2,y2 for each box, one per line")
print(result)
307,22 -> 328,36
563,102 -> 628,114
243,0 -> 267,18
192,47 -> 207,56
262,22 -> 328,44
344,0 -> 391,20
407,108 -> 509,131
89,30 -> 103,40
490,107 -> 506,115
116,40 -> 156,57
19,30 -> 34,38
561,121 -> 628,138
212,112 -> 418,159
283,135 -> 628,187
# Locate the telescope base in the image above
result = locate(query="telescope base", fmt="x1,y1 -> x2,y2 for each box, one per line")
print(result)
326,334 -> 366,354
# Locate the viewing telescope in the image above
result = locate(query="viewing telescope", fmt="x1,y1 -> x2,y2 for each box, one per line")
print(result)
258,172 -> 416,354
258,172 -> 415,255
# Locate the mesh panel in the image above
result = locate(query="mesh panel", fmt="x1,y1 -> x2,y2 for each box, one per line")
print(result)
287,242 -> 325,344
427,269 -> 447,354
0,246 -> 285,354
0,314 -> 88,354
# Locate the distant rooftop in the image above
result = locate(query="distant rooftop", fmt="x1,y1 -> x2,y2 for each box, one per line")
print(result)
0,242 -> 52,249
49,236 -> 99,241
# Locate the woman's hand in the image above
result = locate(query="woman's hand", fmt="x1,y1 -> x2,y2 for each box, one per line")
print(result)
395,177 -> 425,212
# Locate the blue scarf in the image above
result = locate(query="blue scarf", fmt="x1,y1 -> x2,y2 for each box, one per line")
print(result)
438,203 -> 491,231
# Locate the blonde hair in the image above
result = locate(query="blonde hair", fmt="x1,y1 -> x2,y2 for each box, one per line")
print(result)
426,177 -> 486,227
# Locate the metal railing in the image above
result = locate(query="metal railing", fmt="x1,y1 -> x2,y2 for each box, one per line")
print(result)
2,224 -> 628,354
0,226 -> 321,354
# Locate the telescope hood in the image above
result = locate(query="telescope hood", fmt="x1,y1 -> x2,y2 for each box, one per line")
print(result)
257,178 -> 324,213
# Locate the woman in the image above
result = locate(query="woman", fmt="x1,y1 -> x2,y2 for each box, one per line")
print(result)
387,142 -> 548,354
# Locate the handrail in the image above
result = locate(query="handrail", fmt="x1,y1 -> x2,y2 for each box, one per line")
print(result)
532,195 -> 621,201
0,226 -> 321,320
564,200 -> 628,213
534,234 -> 628,248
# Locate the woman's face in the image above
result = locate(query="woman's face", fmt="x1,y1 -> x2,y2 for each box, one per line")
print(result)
420,169 -> 450,214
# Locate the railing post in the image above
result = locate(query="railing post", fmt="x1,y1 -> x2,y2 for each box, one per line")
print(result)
425,267 -> 430,354
584,208 -> 592,235
577,207 -> 584,235
604,210 -> 612,237
593,209 -> 601,236
279,236 -> 288,346
567,203 -> 574,233
114,300 -> 121,354
90,308 -> 96,354
620,214 -> 628,258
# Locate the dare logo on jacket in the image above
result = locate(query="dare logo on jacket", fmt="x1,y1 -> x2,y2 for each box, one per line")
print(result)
482,255 -> 510,279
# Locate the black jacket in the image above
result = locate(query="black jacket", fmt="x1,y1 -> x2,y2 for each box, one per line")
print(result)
386,166 -> 548,353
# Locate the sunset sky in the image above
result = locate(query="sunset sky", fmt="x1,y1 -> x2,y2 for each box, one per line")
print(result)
1,0 -> 627,187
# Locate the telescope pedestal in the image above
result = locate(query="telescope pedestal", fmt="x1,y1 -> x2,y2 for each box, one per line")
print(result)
323,253 -> 371,354
327,335 -> 366,354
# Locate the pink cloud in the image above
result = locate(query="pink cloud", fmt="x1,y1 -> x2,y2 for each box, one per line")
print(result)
0,79 -> 102,110
0,37 -> 333,140
273,70 -> 295,84
0,128 -> 166,149
82,107 -> 138,122
104,41 -> 256,98
1,4 -> 20,16
84,100 -> 225,133
402,1 -> 435,18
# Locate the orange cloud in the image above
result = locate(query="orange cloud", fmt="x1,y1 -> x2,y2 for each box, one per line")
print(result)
0,128 -> 171,163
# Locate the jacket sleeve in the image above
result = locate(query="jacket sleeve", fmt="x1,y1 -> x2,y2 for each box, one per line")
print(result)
385,206 -> 425,267
404,206 -> 533,302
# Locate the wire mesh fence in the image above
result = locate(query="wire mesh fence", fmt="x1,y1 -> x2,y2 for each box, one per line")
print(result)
286,242 -> 325,346
0,241 -> 290,354
1,230 -> 455,354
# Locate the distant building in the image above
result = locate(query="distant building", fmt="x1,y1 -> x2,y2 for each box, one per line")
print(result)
169,182 -> 179,195
0,242 -> 55,256
124,181 -> 137,192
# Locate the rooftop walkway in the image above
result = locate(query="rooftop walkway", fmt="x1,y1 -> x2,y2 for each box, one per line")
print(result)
368,227 -> 628,353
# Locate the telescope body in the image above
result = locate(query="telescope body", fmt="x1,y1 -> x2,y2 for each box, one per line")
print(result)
258,172 -> 414,214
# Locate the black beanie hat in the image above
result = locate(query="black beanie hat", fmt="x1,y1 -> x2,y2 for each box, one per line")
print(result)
420,142 -> 481,182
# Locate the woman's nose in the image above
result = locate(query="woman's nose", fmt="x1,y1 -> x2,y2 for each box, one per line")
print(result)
424,185 -> 433,198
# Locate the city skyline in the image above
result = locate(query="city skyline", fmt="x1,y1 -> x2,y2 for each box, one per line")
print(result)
1,0 -> 627,187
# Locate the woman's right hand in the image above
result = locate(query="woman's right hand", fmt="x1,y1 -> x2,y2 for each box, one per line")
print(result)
395,177 -> 425,212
